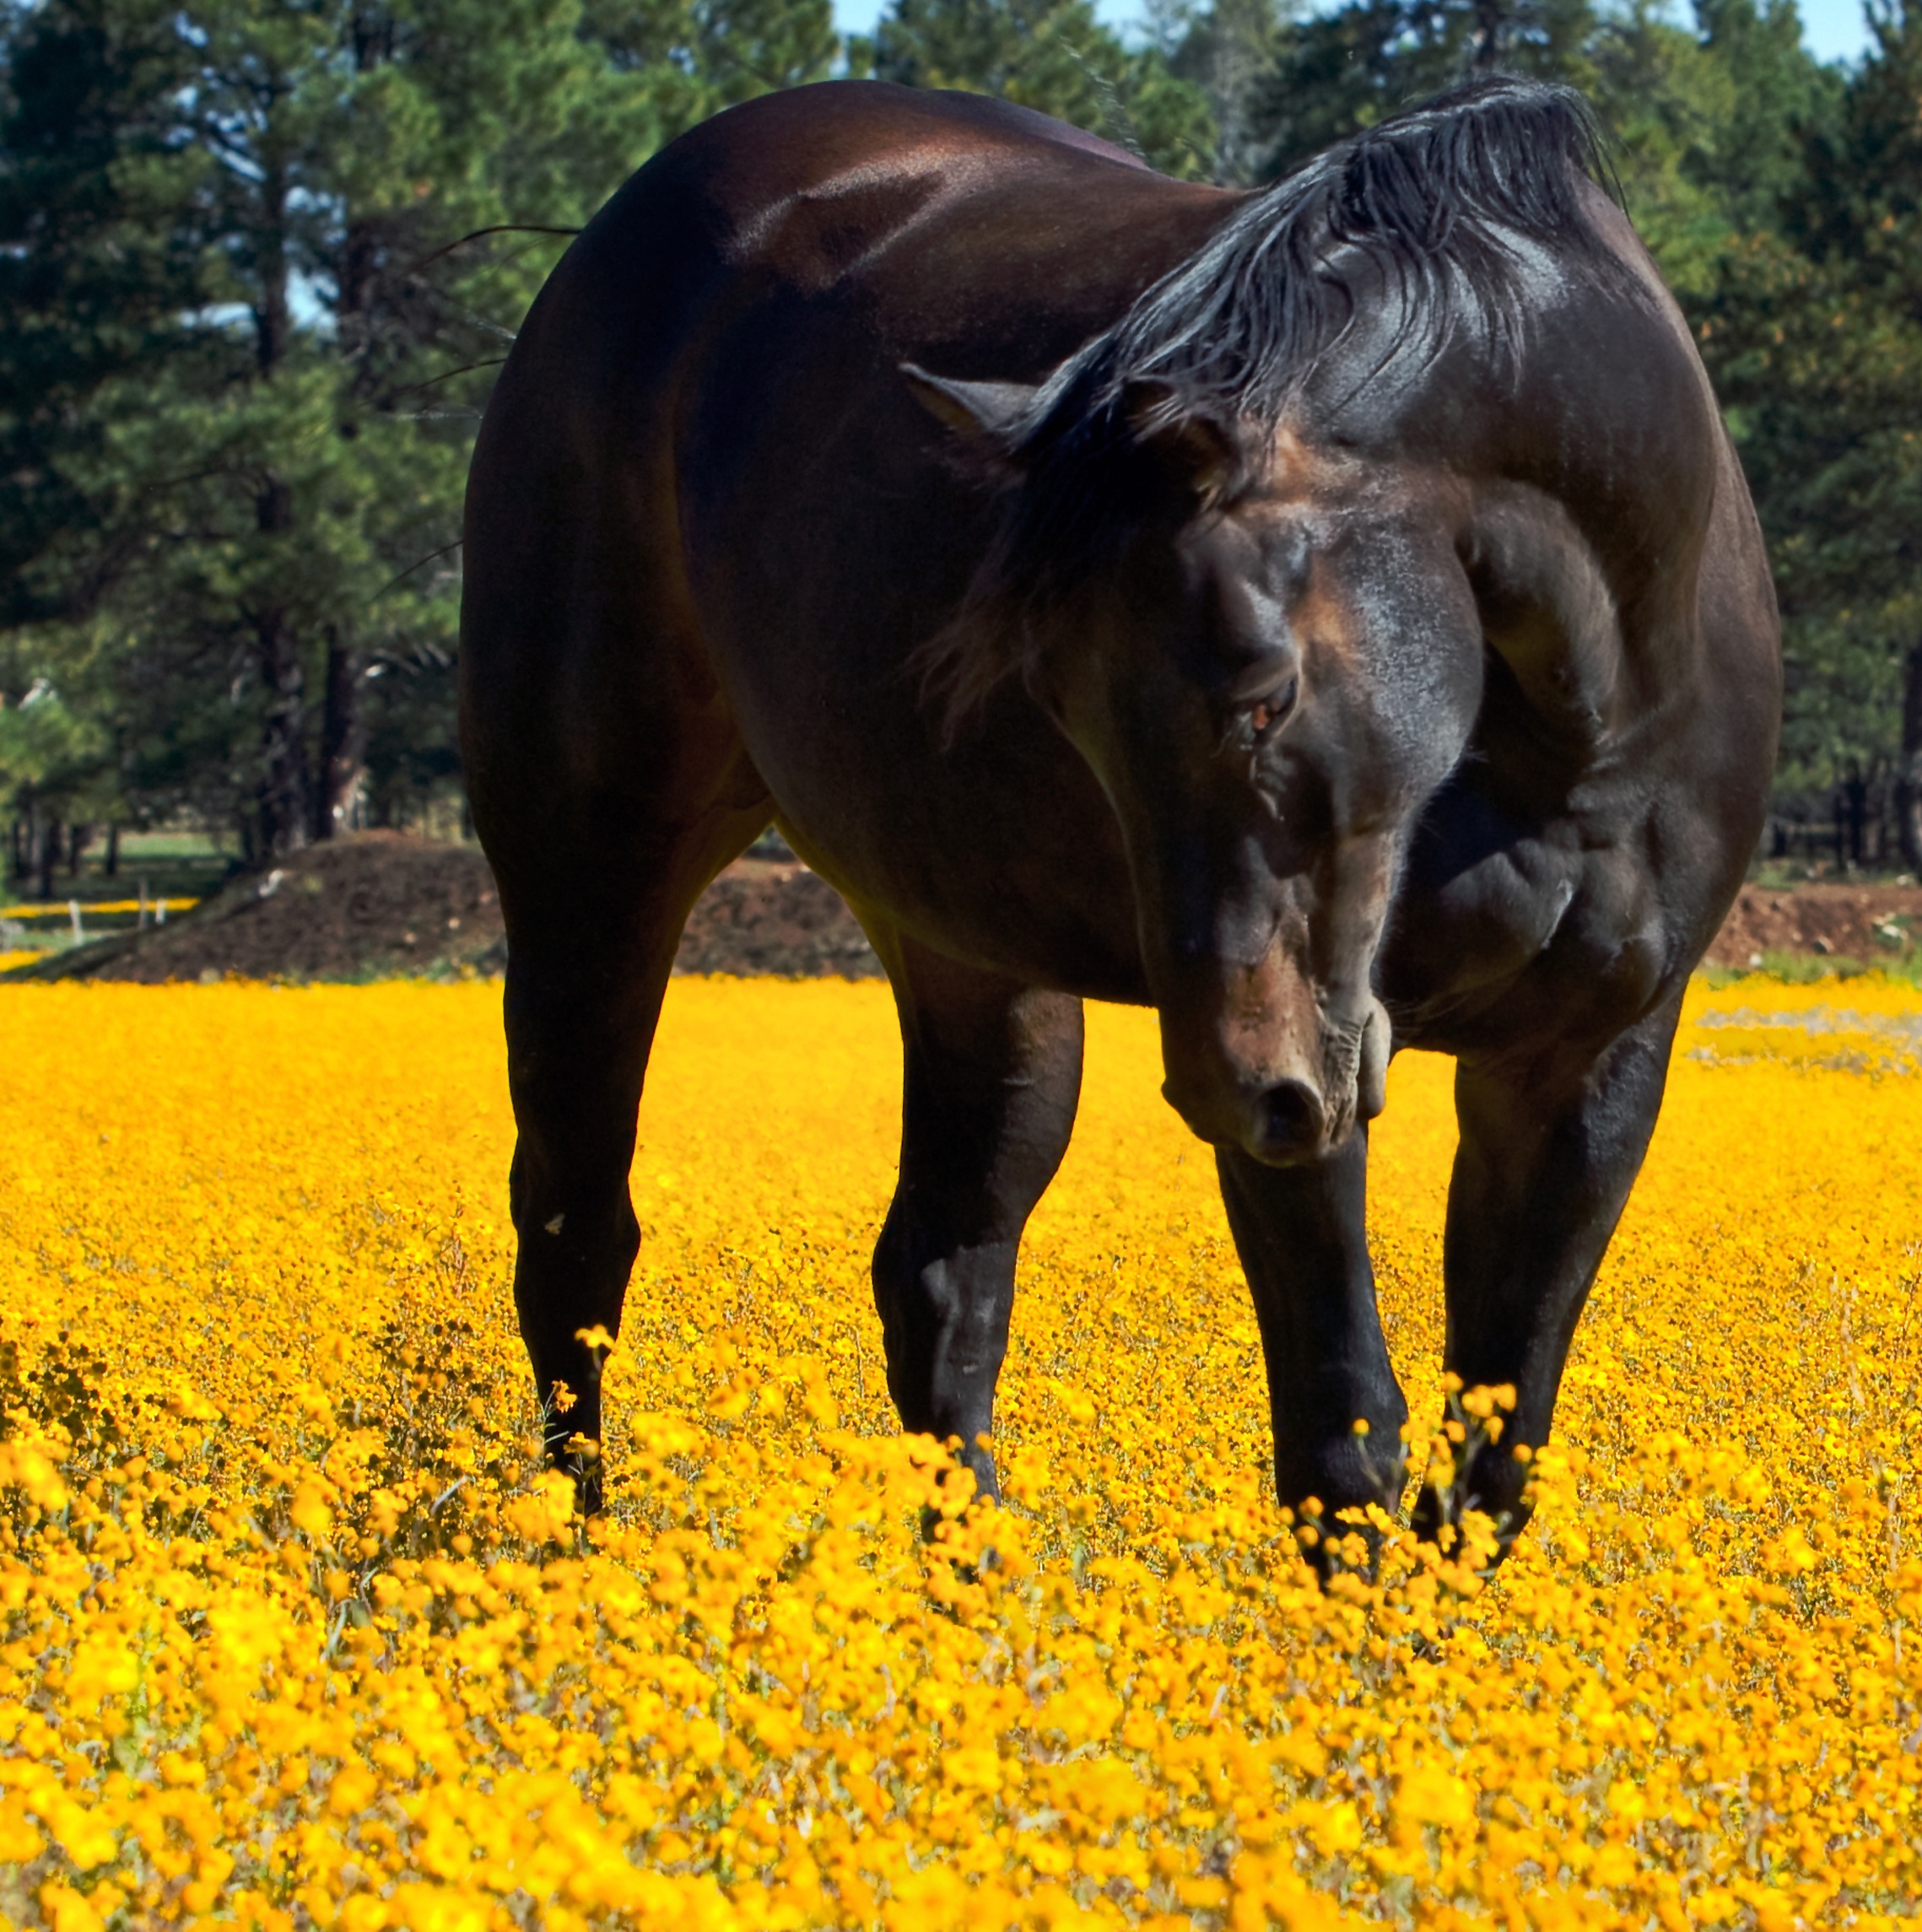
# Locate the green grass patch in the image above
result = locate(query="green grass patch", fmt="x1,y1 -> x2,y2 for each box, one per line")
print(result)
1702,950 -> 1922,989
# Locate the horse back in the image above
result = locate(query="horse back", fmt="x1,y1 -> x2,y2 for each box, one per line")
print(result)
461,86 -> 1228,847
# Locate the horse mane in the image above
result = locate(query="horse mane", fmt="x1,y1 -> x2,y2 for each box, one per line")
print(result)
921,76 -> 1628,726
1087,73 -> 1617,434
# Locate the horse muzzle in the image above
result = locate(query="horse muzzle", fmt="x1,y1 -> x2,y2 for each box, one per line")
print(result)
1160,997 -> 1391,1167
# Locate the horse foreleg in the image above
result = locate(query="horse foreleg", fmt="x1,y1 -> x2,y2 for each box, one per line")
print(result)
1416,986 -> 1684,1553
501,906 -> 663,1509
868,931 -> 1083,1506
496,809 -> 765,1509
1217,1133 -> 1409,1569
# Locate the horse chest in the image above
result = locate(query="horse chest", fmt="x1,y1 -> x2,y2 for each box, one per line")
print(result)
1385,788 -> 1675,1054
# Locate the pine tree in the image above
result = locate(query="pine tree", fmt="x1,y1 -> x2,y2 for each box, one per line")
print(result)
1155,0 -> 1293,185
0,0 -> 837,859
1246,0 -> 1596,175
1702,1 -> 1922,860
858,0 -> 1215,178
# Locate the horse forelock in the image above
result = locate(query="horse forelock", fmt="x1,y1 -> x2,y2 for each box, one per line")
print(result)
915,76 -> 1628,732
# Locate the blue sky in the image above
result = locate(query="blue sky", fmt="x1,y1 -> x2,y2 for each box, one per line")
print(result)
1797,0 -> 1876,59
832,0 -> 1877,65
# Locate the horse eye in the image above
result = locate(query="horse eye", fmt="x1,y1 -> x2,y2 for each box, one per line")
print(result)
1246,674 -> 1298,742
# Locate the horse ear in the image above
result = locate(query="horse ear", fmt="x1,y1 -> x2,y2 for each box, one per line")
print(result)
1121,379 -> 1248,505
901,363 -> 1039,451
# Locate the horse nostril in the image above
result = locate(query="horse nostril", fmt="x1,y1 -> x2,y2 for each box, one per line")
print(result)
1260,1078 -> 1325,1156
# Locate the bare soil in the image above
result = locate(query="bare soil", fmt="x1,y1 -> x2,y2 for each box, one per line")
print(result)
669,861 -> 883,978
8,834 -> 883,984
1703,881 -> 1922,968
10,832 -> 1917,983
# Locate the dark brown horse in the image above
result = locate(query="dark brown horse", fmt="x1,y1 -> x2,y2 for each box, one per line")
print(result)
460,76 -> 1779,1558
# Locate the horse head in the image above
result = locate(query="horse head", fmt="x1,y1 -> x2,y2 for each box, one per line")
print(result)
899,80 -> 1629,1167
907,364 -> 1484,1163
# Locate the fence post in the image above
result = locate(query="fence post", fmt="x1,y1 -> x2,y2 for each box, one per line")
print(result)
68,899 -> 82,945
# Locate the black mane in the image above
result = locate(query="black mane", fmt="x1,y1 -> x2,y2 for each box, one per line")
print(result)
1042,75 -> 1622,444
921,78 -> 1628,724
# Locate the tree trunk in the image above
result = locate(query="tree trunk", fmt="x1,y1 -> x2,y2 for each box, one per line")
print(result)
252,471 -> 310,861
1897,645 -> 1922,872
1471,0 -> 1506,68
1843,774 -> 1867,866
256,610 -> 310,860
253,157 -> 290,376
36,818 -> 61,901
338,218 -> 381,375
105,823 -> 119,878
313,633 -> 364,840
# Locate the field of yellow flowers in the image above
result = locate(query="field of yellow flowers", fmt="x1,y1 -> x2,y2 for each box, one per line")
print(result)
1,974 -> 1919,1930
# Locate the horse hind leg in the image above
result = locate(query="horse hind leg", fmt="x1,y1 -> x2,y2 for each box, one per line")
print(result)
476,719 -> 770,1508
867,927 -> 1085,1506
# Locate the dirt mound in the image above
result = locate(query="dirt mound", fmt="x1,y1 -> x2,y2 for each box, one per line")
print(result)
12,832 -> 1918,984
12,833 -> 505,983
672,861 -> 883,978
9,834 -> 882,984
1703,882 -> 1922,968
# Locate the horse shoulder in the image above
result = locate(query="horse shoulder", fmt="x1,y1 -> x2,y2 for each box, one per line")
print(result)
1391,203 -> 1777,1040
